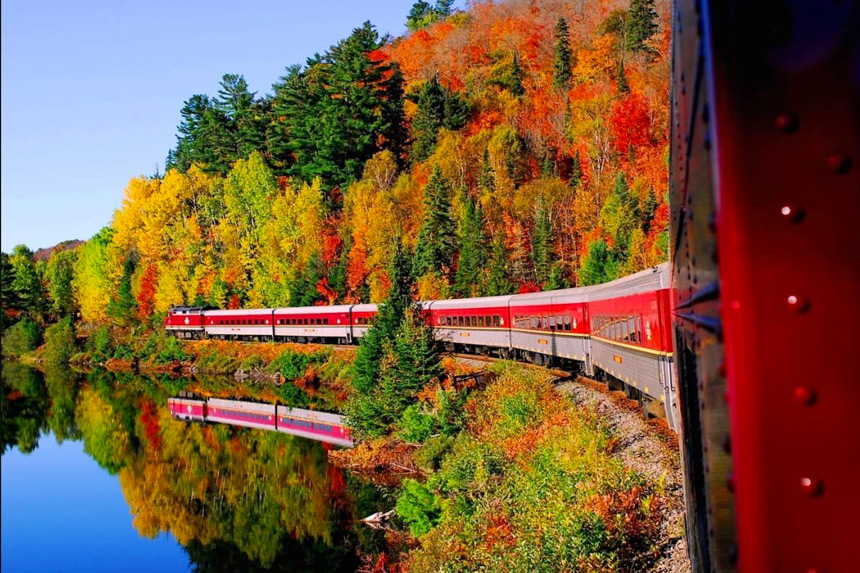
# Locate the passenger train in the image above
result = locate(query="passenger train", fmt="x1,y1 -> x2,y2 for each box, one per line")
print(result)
168,396 -> 354,448
166,263 -> 678,431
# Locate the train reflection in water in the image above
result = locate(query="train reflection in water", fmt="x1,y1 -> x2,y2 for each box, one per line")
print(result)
168,396 -> 354,448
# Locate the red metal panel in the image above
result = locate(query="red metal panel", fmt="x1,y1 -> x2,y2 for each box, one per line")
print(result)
674,1 -> 860,570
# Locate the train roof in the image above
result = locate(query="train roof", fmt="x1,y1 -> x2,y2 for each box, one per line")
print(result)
585,263 -> 670,302
423,295 -> 514,310
204,308 -> 274,316
274,304 -> 353,314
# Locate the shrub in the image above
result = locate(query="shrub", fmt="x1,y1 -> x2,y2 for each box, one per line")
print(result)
396,479 -> 442,536
44,317 -> 76,365
267,349 -> 327,380
399,404 -> 436,443
239,354 -> 266,371
154,335 -> 190,364
414,435 -> 454,472
1,318 -> 41,358
87,325 -> 114,363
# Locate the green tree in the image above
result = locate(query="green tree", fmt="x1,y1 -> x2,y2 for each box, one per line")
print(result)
108,259 -> 137,324
531,205 -> 553,285
454,195 -> 486,297
406,0 -> 453,31
1,317 -> 41,358
45,249 -> 78,318
579,240 -> 619,286
628,0 -> 659,53
569,149 -> 583,188
272,22 -> 407,188
411,76 -> 447,162
484,236 -> 513,296
414,166 -> 456,277
546,262 -> 569,291
10,245 -> 47,318
600,173 -> 639,263
43,317 -> 76,366
488,52 -> 525,97
553,17 -> 573,90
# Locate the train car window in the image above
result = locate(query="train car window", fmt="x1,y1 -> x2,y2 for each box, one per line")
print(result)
621,318 -> 628,341
471,316 -> 477,327
494,315 -> 500,327
478,316 -> 484,327
564,315 -> 571,331
324,318 -> 329,325
549,316 -> 556,330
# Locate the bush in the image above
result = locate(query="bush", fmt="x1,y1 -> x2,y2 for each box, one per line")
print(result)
396,479 -> 442,537
1,318 -> 41,358
87,325 -> 114,363
399,404 -> 436,443
112,344 -> 134,360
154,335 -> 190,364
44,317 -> 76,365
239,354 -> 266,372
267,349 -> 327,380
414,435 -> 454,472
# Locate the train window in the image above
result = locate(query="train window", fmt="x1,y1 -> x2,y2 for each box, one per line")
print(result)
494,315 -> 500,327
621,318 -> 628,341
478,316 -> 484,327
471,316 -> 477,327
564,315 -> 571,331
549,316 -> 556,330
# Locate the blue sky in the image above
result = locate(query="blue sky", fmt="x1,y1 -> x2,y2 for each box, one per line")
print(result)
0,0 -> 427,253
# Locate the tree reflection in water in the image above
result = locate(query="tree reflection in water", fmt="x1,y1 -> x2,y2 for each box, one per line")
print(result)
1,364 -> 386,571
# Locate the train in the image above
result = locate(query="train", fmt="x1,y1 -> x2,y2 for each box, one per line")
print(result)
166,263 -> 678,431
167,396 -> 354,447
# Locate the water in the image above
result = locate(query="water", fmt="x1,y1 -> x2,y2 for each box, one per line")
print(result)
1,363 -> 388,572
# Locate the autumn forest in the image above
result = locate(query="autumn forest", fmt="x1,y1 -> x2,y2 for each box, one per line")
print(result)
2,0 -> 669,328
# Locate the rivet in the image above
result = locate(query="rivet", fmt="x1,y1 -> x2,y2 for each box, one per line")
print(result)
780,204 -> 805,223
826,153 -> 851,174
787,294 -> 810,313
794,386 -> 817,405
800,477 -> 823,497
775,113 -> 799,133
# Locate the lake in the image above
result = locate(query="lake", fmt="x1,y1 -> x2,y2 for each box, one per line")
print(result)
1,363 -> 389,572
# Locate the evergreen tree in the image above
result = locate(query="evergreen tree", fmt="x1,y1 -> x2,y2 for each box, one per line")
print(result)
600,172 -> 640,263
406,0 -> 453,31
352,241 -> 413,395
411,76 -> 447,162
510,53 -> 526,97
479,149 -> 495,193
531,205 -> 553,285
628,0 -> 659,53
270,23 -> 406,188
454,195 -> 485,297
413,166 -> 456,277
617,60 -> 630,94
442,91 -> 469,131
642,188 -> 658,232
487,51 -> 525,96
546,262 -> 569,291
484,236 -> 513,296
579,240 -> 619,286
553,17 -> 573,90
108,259 -> 137,324
9,245 -> 47,318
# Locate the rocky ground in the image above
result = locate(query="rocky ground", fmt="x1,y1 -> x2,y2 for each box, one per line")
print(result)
557,377 -> 691,573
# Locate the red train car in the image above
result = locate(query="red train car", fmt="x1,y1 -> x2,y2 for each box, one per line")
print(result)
206,398 -> 277,431
273,305 -> 353,343
167,397 -> 207,422
425,296 -> 512,356
275,405 -> 353,448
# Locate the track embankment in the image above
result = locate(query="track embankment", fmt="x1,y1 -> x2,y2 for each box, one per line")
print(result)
558,377 -> 690,573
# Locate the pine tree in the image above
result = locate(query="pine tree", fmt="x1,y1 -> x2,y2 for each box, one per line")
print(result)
108,259 -> 137,324
413,166 -> 456,277
442,91 -> 470,130
629,0 -> 659,53
531,205 -> 553,285
510,53 -> 525,97
411,76 -> 447,162
617,60 -> 630,94
553,17 -> 573,90
546,262 -> 569,291
484,236 -> 513,296
579,240 -> 619,286
352,241 -> 413,395
454,195 -> 485,297
1,252 -> 20,333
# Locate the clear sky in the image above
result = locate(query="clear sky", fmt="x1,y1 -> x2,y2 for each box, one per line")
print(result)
1,0 -> 426,253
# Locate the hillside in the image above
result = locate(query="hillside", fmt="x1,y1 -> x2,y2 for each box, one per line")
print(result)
5,0 -> 670,326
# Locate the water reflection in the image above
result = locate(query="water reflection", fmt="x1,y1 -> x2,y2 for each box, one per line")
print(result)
1,364 -> 389,571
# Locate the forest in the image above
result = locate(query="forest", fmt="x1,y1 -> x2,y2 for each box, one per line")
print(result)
1,0 -> 669,332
